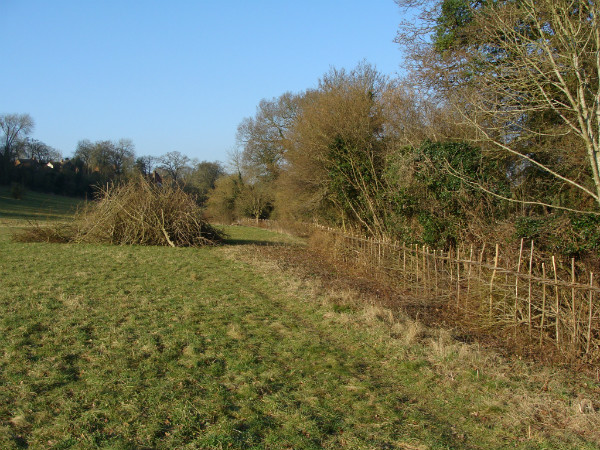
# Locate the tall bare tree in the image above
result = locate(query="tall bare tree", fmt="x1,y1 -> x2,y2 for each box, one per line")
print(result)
1,113 -> 34,163
22,138 -> 61,162
458,0 -> 600,208
111,138 -> 135,176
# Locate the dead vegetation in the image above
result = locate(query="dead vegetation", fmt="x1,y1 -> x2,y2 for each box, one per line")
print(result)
248,220 -> 600,368
14,177 -> 224,247
220,242 -> 600,446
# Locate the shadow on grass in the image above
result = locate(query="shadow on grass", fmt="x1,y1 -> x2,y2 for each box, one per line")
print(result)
217,225 -> 306,248
0,210 -> 68,222
222,238 -> 292,247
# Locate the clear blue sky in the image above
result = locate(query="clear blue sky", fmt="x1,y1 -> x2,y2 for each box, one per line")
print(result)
2,0 -> 406,164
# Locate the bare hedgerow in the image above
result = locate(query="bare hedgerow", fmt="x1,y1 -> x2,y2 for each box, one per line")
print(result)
15,177 -> 225,247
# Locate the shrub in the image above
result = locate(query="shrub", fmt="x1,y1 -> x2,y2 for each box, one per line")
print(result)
514,213 -> 600,259
10,182 -> 25,199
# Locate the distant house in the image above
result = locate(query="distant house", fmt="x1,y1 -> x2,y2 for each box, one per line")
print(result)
46,159 -> 79,173
14,158 -> 40,168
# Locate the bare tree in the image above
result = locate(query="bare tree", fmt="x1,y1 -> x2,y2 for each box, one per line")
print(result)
74,139 -> 136,177
74,139 -> 95,172
1,113 -> 34,163
135,155 -> 157,177
23,138 -> 61,162
158,151 -> 191,184
111,138 -> 135,176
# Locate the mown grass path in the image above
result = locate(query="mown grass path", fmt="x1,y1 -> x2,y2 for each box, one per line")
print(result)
1,195 -> 598,449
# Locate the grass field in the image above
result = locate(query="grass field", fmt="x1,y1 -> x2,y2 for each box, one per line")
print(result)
0,186 -> 82,223
1,190 -> 599,449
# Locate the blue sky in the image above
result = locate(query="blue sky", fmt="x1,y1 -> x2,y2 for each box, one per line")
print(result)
2,1 -> 406,164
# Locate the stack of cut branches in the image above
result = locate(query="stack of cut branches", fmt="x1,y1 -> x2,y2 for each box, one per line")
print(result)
73,178 -> 224,247
15,177 -> 224,247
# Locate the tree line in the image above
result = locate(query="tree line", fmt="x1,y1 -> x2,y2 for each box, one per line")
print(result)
205,0 -> 600,262
0,114 -> 224,203
4,0 -> 599,261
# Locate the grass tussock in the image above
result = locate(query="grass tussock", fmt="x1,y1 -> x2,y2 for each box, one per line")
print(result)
14,178 -> 224,247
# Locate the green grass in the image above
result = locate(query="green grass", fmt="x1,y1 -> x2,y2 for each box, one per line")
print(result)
0,186 -> 82,241
1,191 -> 598,449
0,186 -> 82,223
219,224 -> 306,247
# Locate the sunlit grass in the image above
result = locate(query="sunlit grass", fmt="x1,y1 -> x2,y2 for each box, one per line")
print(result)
0,186 -> 82,241
1,191 -> 598,449
0,186 -> 82,223
218,224 -> 306,246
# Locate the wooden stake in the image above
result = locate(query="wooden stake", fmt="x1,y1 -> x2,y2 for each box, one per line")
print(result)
434,249 -> 438,295
456,246 -> 461,308
478,243 -> 486,283
540,262 -> 547,350
515,238 -> 524,327
449,247 -> 453,283
423,245 -> 427,293
415,244 -> 419,285
528,241 -> 534,338
553,256 -> 560,346
572,258 -> 577,345
587,272 -> 594,355
402,243 -> 406,289
490,244 -> 499,319
466,245 -> 474,309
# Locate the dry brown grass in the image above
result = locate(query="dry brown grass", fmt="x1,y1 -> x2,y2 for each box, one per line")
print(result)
219,242 -> 600,446
12,221 -> 74,243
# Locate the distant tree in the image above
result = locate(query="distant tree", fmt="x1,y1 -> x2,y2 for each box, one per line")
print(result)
235,181 -> 273,223
74,138 -> 136,178
110,138 -> 135,176
185,160 -> 225,204
73,139 -> 95,172
236,92 -> 299,182
0,113 -> 34,161
194,161 -> 224,190
135,155 -> 157,177
22,138 -> 61,162
1,113 -> 34,180
205,173 -> 243,223
90,140 -> 116,176
158,151 -> 191,184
